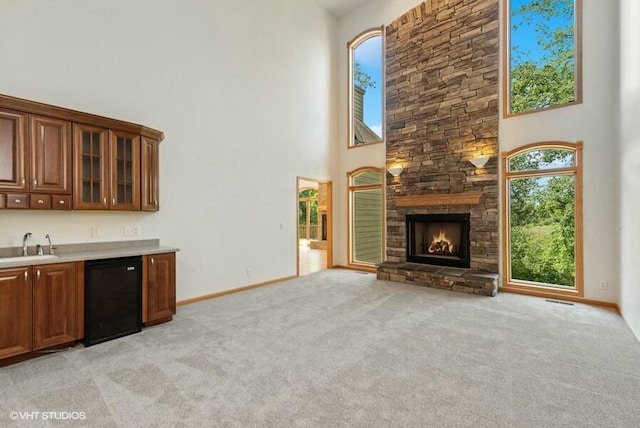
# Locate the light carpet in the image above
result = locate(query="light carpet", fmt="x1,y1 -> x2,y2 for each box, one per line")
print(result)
1,269 -> 640,427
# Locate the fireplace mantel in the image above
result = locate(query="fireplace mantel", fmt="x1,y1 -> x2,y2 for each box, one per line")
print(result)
394,192 -> 483,207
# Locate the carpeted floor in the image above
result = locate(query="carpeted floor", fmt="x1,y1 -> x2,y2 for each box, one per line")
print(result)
1,269 -> 640,427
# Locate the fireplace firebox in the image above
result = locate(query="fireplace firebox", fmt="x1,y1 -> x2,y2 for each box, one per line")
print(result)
406,213 -> 471,268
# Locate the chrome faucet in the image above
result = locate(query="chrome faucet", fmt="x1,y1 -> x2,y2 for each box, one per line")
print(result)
45,234 -> 55,255
22,232 -> 32,256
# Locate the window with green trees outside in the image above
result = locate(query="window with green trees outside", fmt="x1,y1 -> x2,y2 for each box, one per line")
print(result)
503,142 -> 583,294
505,0 -> 582,115
348,28 -> 383,147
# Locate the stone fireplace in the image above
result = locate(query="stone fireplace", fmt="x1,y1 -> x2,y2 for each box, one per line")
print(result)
406,213 -> 470,268
376,0 -> 500,296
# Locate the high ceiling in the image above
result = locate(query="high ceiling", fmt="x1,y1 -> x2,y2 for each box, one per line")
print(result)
314,0 -> 373,17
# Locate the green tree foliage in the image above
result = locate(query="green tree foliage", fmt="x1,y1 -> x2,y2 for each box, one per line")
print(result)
509,149 -> 576,287
354,63 -> 376,92
510,0 -> 576,113
298,189 -> 318,226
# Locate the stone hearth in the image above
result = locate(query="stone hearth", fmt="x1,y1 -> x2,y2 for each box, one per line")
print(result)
378,262 -> 498,296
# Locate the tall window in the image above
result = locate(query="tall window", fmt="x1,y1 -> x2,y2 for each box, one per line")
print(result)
348,168 -> 384,267
502,142 -> 583,296
348,28 -> 384,147
504,0 -> 582,116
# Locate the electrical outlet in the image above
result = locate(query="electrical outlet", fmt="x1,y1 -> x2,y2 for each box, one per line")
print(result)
600,281 -> 609,290
91,226 -> 101,238
246,267 -> 252,277
124,226 -> 141,236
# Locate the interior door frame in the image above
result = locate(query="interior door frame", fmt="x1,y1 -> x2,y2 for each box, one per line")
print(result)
296,177 -> 333,277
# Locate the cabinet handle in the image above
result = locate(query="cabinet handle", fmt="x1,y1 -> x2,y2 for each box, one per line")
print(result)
154,199 -> 158,207
38,199 -> 44,204
24,271 -> 28,281
112,198 -> 115,205
103,197 -> 107,205
59,200 -> 65,205
21,177 -> 25,185
151,257 -> 154,266
37,270 -> 40,280
33,178 -> 37,187
15,198 -> 21,203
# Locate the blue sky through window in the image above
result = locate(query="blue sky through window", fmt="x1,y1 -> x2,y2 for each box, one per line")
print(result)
354,35 -> 382,138
510,0 -> 574,66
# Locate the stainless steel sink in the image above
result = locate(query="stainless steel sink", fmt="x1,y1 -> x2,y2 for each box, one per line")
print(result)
0,255 -> 59,263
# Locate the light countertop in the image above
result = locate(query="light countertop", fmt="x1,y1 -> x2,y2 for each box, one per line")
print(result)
0,240 -> 179,269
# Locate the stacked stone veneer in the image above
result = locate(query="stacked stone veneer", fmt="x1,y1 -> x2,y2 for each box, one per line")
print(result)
378,0 -> 500,295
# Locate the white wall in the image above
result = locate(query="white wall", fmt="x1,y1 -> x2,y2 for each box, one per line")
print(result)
336,0 -> 620,303
619,0 -> 640,339
334,0 -> 423,266
0,0 -> 338,301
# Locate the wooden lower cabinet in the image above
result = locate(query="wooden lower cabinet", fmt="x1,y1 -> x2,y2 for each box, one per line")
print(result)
0,267 -> 32,359
143,253 -> 176,324
0,262 -> 83,360
33,262 -> 83,350
1,252 -> 177,362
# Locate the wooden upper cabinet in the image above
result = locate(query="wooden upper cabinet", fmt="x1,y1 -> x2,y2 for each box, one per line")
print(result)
73,124 -> 109,209
0,267 -> 32,359
0,109 -> 28,192
0,94 -> 163,211
32,262 -> 81,350
29,115 -> 72,194
141,136 -> 159,211
109,130 -> 140,210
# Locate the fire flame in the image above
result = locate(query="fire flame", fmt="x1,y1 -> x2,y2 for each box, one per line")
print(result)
428,229 -> 456,254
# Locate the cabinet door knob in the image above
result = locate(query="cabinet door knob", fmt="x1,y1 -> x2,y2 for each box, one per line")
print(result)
59,200 -> 65,205
21,177 -> 25,185
154,200 -> 158,207
112,198 -> 116,205
103,197 -> 107,205
15,198 -> 21,203
38,199 -> 44,204
33,178 -> 37,187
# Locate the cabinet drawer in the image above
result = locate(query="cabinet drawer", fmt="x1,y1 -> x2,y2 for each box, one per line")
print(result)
29,194 -> 51,209
0,194 -> 4,209
52,195 -> 71,210
6,194 -> 28,209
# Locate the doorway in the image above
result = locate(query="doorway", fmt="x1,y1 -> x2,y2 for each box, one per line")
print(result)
297,177 -> 332,276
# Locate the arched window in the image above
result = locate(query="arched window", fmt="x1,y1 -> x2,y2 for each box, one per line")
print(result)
503,0 -> 582,116
502,142 -> 583,296
348,167 -> 384,267
348,28 -> 384,147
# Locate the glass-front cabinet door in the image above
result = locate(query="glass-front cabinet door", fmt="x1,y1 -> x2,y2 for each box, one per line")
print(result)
73,124 -> 108,209
110,130 -> 140,210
